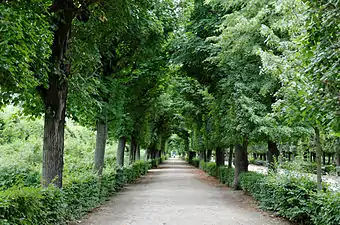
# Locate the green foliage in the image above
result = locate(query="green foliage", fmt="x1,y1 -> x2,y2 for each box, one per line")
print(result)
238,172 -> 338,224
217,167 -> 235,187
197,162 -> 339,225
201,161 -> 217,177
188,157 -> 200,168
239,172 -> 266,194
0,160 -> 154,225
310,191 -> 340,225
0,167 -> 40,190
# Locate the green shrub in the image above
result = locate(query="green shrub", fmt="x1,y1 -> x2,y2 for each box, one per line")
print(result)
0,167 -> 40,190
239,172 -> 265,195
310,191 -> 340,225
204,162 -> 217,177
150,158 -> 160,168
0,160 -> 157,225
196,161 -> 339,225
192,158 -> 200,167
217,167 -> 234,187
199,160 -> 206,170
238,171 -> 340,225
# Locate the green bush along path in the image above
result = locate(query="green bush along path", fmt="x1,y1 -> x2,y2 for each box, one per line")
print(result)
79,158 -> 290,225
1,0 -> 339,224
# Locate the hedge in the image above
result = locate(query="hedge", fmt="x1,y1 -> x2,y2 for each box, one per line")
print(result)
187,159 -> 340,225
0,159 -> 158,225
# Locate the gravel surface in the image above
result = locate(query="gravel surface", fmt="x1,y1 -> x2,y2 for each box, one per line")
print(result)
77,159 -> 291,225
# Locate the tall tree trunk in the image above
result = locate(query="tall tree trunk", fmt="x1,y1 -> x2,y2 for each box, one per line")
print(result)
129,136 -> 137,164
136,144 -> 140,160
314,127 -> 322,190
215,147 -> 225,167
253,153 -> 257,160
94,118 -> 108,175
116,136 -> 126,167
41,2 -> 75,187
336,138 -> 340,176
161,137 -> 167,158
200,149 -> 206,162
42,83 -> 67,188
322,152 -> 326,165
207,149 -> 212,162
146,148 -> 151,160
188,151 -> 195,163
184,138 -> 189,154
228,145 -> 233,168
267,140 -> 279,172
233,140 -> 248,190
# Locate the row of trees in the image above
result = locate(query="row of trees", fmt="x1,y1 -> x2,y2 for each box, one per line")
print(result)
1,0 -> 339,191
0,0 -> 179,188
170,0 -> 339,189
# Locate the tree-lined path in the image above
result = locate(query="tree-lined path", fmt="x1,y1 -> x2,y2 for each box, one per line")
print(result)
79,159 -> 290,225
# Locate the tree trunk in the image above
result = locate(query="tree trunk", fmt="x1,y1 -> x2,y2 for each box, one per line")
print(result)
184,138 -> 189,154
314,127 -> 322,190
337,153 -> 340,176
161,137 -> 167,158
200,149 -> 206,162
94,118 -> 108,175
207,149 -> 212,162
322,152 -> 326,165
233,140 -> 248,190
336,138 -> 340,176
146,148 -> 151,160
116,136 -> 126,167
136,144 -> 140,161
267,140 -> 279,172
215,147 -> 225,167
310,151 -> 313,162
228,145 -> 233,168
188,151 -> 195,163
41,0 -> 75,188
42,85 -> 67,188
129,136 -> 137,164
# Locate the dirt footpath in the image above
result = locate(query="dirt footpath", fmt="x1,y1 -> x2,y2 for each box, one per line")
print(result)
78,158 -> 291,225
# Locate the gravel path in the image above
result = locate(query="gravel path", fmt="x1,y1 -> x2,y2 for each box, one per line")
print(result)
78,158 -> 291,225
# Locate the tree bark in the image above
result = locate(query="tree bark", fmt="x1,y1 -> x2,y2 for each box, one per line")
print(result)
129,136 -> 137,164
94,118 -> 108,175
314,127 -> 322,190
267,140 -> 279,172
207,149 -> 212,162
337,153 -> 340,176
184,138 -> 189,154
228,145 -> 233,168
42,84 -> 67,188
200,149 -> 206,162
161,137 -> 167,158
136,144 -> 140,160
41,1 -> 76,187
336,138 -> 340,176
233,140 -> 248,190
253,153 -> 257,159
188,151 -> 196,163
322,152 -> 326,165
116,136 -> 126,167
215,147 -> 225,167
